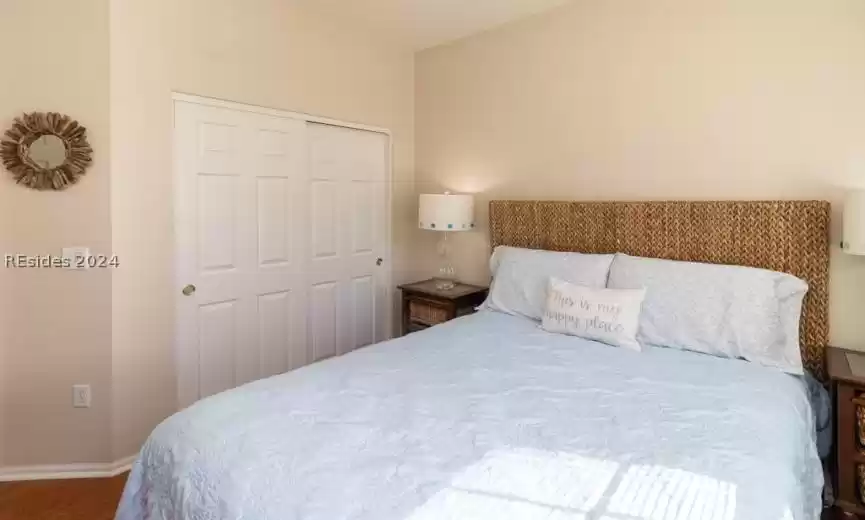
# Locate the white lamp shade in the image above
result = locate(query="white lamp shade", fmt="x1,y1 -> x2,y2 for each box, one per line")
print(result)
419,193 -> 475,231
843,190 -> 865,255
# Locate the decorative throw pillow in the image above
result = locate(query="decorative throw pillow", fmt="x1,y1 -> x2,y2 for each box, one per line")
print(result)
481,246 -> 615,321
541,277 -> 646,351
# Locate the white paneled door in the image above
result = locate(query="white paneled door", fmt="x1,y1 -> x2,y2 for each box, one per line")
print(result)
174,98 -> 390,408
307,123 -> 389,361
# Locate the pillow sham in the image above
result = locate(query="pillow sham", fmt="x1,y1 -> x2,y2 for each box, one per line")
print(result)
482,246 -> 614,320
607,253 -> 808,374
541,278 -> 645,351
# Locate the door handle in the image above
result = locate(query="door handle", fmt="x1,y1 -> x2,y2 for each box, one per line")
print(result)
182,284 -> 196,296
376,258 -> 383,266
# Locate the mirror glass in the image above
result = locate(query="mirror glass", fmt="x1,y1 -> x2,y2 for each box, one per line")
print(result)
27,134 -> 66,169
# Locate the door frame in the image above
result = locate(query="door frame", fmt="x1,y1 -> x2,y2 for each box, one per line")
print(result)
171,92 -> 394,408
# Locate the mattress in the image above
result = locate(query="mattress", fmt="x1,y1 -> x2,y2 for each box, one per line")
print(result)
116,310 -> 825,520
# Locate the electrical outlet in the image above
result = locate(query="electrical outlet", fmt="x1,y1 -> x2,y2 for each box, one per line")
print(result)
72,384 -> 92,408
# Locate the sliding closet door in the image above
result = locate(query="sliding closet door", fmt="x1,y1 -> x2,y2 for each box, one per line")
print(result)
175,98 -> 390,408
174,101 -> 308,408
306,123 -> 389,362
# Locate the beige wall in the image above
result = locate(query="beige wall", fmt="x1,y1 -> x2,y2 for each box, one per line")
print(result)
108,0 -> 416,459
1,0 -> 414,468
0,0 -> 112,466
415,0 -> 865,350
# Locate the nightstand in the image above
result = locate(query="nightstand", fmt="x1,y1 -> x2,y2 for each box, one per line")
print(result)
398,279 -> 488,335
829,346 -> 865,518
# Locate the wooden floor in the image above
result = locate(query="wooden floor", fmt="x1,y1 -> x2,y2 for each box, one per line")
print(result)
0,474 -> 851,520
0,473 -> 127,520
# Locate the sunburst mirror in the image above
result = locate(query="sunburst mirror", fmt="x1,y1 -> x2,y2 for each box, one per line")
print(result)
0,112 -> 93,190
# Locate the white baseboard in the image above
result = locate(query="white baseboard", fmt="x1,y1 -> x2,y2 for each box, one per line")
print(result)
0,454 -> 137,482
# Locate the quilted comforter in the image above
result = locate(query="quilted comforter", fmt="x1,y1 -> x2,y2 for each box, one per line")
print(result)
116,311 -> 825,520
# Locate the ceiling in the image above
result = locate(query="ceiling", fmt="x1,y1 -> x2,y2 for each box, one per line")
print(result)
297,0 -> 572,50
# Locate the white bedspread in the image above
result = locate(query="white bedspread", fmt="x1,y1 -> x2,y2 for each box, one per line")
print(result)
116,311 -> 824,520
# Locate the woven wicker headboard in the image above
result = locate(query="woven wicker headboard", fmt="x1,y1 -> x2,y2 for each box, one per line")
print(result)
489,200 -> 831,379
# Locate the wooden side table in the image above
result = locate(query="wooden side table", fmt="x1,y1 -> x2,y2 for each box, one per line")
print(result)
829,346 -> 865,518
398,279 -> 488,335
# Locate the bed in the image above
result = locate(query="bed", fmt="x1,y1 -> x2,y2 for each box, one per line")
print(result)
116,200 -> 832,520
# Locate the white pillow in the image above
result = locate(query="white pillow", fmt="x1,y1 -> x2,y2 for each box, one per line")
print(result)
482,246 -> 614,320
607,254 -> 808,374
541,278 -> 646,351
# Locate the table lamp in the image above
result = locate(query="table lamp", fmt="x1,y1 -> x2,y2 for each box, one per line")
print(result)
419,192 -> 475,290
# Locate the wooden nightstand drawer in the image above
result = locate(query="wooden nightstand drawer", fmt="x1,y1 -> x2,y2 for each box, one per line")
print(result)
408,298 -> 450,326
842,388 -> 865,453
857,398 -> 865,449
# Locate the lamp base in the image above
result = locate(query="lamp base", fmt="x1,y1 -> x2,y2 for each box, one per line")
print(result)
435,232 -> 456,291
433,277 -> 456,291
